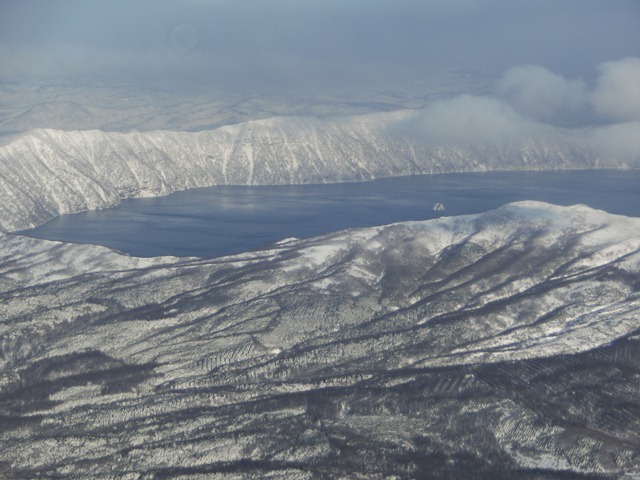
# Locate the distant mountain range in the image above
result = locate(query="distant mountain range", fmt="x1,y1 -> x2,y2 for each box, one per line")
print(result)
0,110 -> 623,232
1,201 -> 639,478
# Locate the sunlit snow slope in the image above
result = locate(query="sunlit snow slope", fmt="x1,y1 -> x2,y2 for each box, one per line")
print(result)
0,110 -> 606,232
1,202 -> 639,478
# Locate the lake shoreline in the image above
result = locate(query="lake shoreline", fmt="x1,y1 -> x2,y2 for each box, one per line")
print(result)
19,169 -> 640,259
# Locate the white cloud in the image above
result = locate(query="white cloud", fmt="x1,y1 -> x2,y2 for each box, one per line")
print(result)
496,65 -> 586,120
587,121 -> 640,161
591,57 -> 640,121
389,63 -> 640,164
395,95 -> 543,146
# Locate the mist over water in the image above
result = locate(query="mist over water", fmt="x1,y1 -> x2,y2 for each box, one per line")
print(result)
23,170 -> 640,258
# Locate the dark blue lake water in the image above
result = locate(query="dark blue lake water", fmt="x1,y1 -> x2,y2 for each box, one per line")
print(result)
23,170 -> 640,258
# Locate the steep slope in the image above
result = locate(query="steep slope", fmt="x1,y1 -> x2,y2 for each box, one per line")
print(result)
0,111 -> 599,232
1,202 -> 639,478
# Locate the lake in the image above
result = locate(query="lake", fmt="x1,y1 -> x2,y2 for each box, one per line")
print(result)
22,170 -> 640,258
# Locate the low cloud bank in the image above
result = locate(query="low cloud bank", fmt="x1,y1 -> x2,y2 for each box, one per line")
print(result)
591,58 -> 640,122
588,122 -> 640,161
392,58 -> 640,163
396,95 -> 543,145
497,65 -> 586,121
497,57 -> 640,123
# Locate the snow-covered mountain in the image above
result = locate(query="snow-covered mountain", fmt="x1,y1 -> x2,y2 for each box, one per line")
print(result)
0,110 -> 607,232
2,201 -> 639,478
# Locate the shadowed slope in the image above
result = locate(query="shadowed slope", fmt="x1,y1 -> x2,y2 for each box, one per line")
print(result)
1,202 -> 640,477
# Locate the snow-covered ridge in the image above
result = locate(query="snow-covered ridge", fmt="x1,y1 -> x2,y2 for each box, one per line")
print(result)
0,109 -> 619,232
2,201 -> 640,477
2,201 -> 640,368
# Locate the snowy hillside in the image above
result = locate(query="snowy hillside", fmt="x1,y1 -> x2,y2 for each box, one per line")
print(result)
2,201 -> 640,477
0,110 -> 605,232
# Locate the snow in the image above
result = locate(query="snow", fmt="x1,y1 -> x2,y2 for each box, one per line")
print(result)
1,110 -> 632,232
2,201 -> 640,368
2,201 -> 640,476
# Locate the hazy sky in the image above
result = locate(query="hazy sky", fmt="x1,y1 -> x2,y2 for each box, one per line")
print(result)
1,0 -> 639,159
1,0 -> 639,93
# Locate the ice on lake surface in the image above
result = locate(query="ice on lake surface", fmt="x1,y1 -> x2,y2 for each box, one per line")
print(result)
23,170 -> 640,258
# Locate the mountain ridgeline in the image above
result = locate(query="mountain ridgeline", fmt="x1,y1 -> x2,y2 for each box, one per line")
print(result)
1,202 -> 639,478
0,109 -> 613,232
